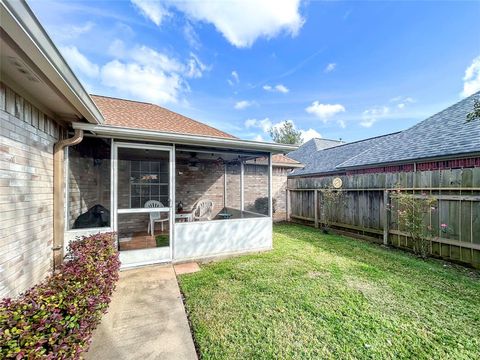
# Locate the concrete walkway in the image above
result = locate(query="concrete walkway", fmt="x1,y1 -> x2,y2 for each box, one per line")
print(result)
86,265 -> 197,360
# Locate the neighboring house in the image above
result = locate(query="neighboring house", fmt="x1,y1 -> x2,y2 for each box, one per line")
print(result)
289,92 -> 480,178
0,1 -> 297,299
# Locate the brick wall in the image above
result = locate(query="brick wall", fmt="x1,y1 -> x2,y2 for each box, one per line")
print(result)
176,159 -> 225,215
0,82 -> 64,299
244,165 -> 290,221
177,159 -> 290,222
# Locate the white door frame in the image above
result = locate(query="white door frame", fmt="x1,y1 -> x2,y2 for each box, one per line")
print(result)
112,141 -> 175,264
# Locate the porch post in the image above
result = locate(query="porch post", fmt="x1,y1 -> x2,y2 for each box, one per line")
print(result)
224,162 -> 227,209
171,144 -> 176,260
268,152 -> 273,218
240,161 -> 244,211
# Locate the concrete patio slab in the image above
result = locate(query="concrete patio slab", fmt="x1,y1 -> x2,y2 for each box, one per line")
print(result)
174,262 -> 200,275
86,264 -> 197,360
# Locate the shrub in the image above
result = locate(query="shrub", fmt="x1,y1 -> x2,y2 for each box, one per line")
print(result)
254,197 -> 276,215
0,232 -> 120,359
319,186 -> 345,233
389,191 -> 437,258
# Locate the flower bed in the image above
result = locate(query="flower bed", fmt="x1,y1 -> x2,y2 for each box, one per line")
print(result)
0,232 -> 120,359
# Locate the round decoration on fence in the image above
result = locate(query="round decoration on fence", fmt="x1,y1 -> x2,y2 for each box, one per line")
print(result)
332,177 -> 343,189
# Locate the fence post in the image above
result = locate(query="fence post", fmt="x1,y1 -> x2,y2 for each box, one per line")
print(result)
314,189 -> 319,228
286,189 -> 291,221
383,190 -> 390,245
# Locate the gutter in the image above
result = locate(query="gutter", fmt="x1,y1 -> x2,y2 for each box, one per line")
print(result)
53,129 -> 83,270
71,122 -> 298,153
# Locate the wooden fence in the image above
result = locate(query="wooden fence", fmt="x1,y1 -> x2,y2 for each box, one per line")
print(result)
287,168 -> 480,268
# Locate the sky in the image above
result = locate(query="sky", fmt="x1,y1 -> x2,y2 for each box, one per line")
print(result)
29,0 -> 480,143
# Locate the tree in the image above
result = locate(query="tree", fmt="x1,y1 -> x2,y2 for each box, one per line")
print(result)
269,121 -> 303,144
466,98 -> 480,122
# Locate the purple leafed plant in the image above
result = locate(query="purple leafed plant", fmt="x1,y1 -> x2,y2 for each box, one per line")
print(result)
0,232 -> 120,359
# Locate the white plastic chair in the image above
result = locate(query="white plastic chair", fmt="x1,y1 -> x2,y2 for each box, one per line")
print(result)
193,199 -> 214,221
145,200 -> 169,236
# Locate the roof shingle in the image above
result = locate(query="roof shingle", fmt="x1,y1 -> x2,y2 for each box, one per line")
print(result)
90,95 -> 236,139
338,91 -> 480,168
289,133 -> 399,176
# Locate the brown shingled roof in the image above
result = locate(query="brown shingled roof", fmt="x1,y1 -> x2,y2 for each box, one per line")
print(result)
245,154 -> 302,167
272,154 -> 301,165
90,95 -> 236,139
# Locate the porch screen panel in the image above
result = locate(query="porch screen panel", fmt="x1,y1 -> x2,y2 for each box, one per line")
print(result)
67,137 -> 111,229
117,148 -> 170,209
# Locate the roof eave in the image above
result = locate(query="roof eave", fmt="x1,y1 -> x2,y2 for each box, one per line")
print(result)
71,122 -> 298,153
1,0 -> 104,124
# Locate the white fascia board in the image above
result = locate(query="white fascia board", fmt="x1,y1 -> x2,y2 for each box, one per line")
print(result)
1,0 -> 104,124
71,122 -> 298,153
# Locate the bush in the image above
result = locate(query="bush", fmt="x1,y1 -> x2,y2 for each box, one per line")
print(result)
0,233 -> 120,359
253,197 -> 277,216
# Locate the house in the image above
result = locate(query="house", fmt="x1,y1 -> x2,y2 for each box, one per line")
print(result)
289,93 -> 480,178
0,1 -> 298,299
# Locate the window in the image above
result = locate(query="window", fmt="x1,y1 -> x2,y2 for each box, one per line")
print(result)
130,160 -> 169,208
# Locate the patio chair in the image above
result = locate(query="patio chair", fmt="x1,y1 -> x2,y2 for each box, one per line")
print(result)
145,200 -> 169,236
192,199 -> 214,221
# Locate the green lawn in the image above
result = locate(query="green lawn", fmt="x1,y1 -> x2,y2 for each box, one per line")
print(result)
178,223 -> 480,360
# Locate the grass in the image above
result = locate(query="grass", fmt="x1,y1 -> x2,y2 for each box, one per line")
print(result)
155,234 -> 169,247
178,223 -> 480,360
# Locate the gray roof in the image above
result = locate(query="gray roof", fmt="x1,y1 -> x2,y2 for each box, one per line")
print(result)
289,133 -> 399,176
339,91 -> 480,169
288,138 -> 344,164
288,91 -> 480,176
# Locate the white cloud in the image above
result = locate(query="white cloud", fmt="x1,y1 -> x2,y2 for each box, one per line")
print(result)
390,96 -> 415,110
101,60 -> 183,104
232,70 -> 239,83
299,128 -> 321,142
108,39 -> 127,58
131,46 -> 184,72
234,100 -> 254,110
253,134 -> 264,142
462,55 -> 480,97
165,0 -> 304,48
263,84 -> 289,93
132,0 -> 170,26
275,84 -> 289,93
228,70 -> 240,86
337,119 -> 346,129
245,118 -> 320,143
361,106 -> 390,128
325,63 -> 336,73
185,53 -> 208,78
60,46 -> 99,78
305,101 -> 346,122
245,118 -> 272,132
183,22 -> 201,49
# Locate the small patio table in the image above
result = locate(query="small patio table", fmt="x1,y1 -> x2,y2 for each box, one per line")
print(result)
175,210 -> 193,222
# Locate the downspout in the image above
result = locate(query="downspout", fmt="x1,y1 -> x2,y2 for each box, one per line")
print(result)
53,129 -> 84,271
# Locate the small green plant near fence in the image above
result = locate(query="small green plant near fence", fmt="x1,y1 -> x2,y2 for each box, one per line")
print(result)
319,186 -> 344,233
389,190 -> 452,259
